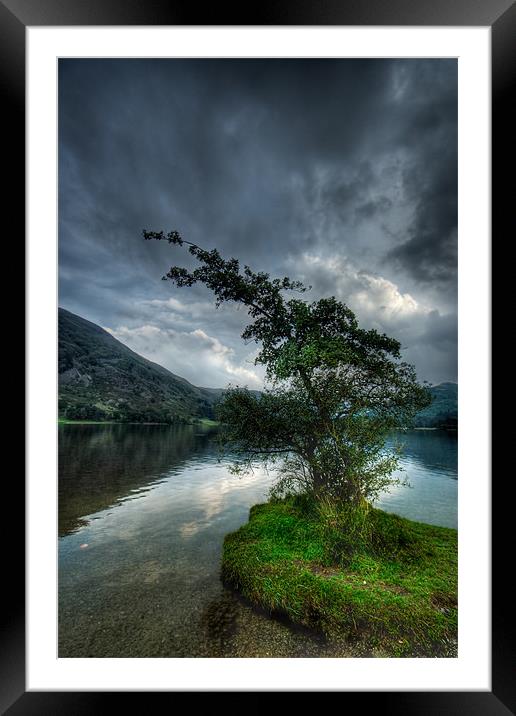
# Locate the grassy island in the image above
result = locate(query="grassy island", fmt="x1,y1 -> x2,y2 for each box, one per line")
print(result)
147,234 -> 456,657
222,499 -> 457,657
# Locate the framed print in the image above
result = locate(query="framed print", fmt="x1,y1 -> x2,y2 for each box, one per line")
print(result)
4,0 -> 511,711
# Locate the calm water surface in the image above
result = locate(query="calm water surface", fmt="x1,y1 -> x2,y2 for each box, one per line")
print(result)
58,424 -> 457,657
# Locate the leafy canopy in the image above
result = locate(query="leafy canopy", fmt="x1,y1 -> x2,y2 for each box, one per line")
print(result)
145,229 -> 431,504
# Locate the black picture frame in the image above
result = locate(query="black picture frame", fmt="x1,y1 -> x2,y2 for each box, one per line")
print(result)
5,0 -> 509,711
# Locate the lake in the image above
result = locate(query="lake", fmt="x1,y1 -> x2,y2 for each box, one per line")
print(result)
58,424 -> 457,657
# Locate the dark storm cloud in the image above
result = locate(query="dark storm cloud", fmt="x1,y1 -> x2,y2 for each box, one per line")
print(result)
59,58 -> 457,386
386,62 -> 458,285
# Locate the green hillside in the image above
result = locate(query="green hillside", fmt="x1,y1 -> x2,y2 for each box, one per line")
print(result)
58,308 -> 223,423
59,307 -> 457,428
414,382 -> 457,429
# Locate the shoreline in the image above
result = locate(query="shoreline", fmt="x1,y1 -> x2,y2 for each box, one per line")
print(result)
58,417 -> 220,427
221,499 -> 458,657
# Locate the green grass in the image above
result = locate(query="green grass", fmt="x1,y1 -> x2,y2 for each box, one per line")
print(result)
221,499 -> 457,657
194,418 -> 220,427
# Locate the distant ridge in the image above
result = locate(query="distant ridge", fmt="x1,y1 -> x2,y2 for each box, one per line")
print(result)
58,307 -> 223,423
59,307 -> 457,428
414,381 -> 457,429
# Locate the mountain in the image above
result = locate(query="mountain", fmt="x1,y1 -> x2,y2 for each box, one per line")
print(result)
58,308 -> 223,423
414,382 -> 458,429
59,307 -> 457,428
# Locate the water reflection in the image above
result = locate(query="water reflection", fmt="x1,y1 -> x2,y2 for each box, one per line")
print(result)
58,425 -> 457,657
376,430 -> 458,528
387,429 -> 457,476
58,423 -> 219,536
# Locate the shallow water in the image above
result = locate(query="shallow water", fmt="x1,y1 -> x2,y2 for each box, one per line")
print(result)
58,424 -> 457,657
377,430 -> 458,529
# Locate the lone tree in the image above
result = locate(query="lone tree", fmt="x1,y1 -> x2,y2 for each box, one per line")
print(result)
145,230 -> 430,506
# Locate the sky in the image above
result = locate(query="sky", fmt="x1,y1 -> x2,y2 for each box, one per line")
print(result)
59,59 -> 457,389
